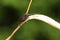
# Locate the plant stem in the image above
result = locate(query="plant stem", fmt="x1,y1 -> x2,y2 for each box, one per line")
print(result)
25,0 -> 32,14
6,14 -> 60,40
28,14 -> 60,30
6,18 -> 29,40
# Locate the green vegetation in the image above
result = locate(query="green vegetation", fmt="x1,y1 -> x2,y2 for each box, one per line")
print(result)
0,0 -> 60,40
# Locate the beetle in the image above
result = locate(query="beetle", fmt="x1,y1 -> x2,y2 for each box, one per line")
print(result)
18,14 -> 31,24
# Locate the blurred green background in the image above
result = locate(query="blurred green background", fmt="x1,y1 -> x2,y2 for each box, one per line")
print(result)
0,0 -> 60,40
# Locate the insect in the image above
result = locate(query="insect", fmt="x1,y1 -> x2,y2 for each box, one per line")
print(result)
18,14 -> 31,24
